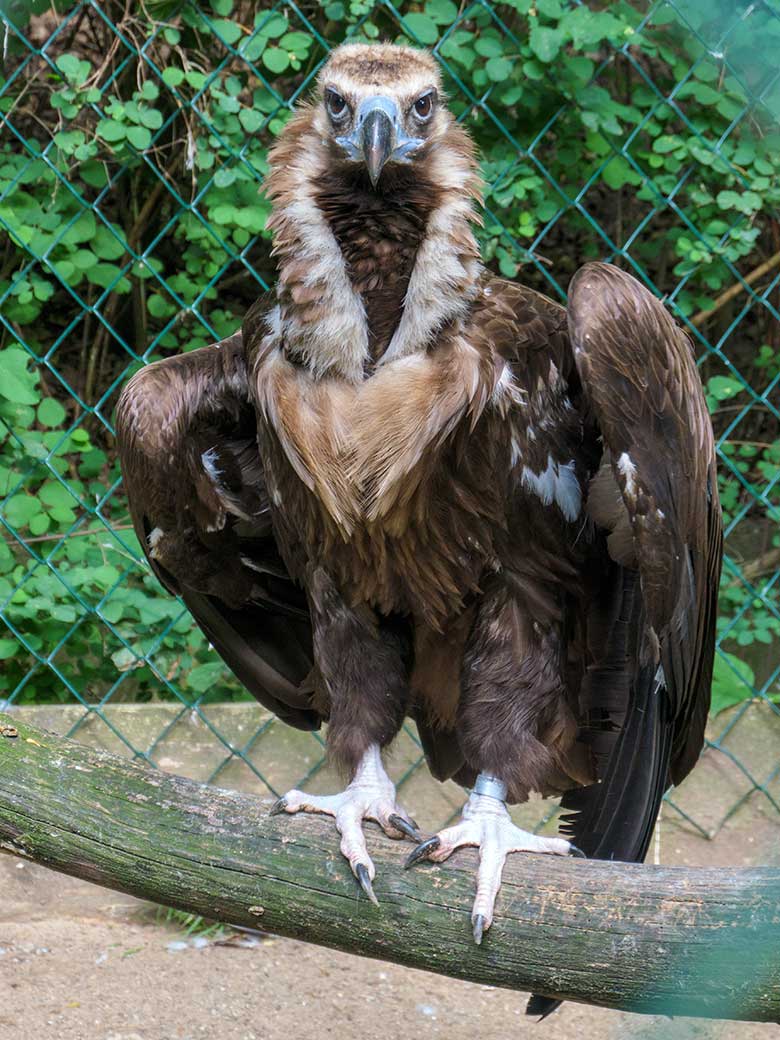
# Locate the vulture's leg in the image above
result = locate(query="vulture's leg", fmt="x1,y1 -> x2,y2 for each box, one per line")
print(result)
269,568 -> 419,903
271,744 -> 420,903
405,777 -> 581,941
406,575 -> 583,941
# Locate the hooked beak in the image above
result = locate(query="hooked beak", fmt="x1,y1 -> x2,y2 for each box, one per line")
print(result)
362,107 -> 394,187
335,95 -> 424,188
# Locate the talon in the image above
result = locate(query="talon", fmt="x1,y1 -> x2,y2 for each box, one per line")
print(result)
404,835 -> 441,868
388,813 -> 422,842
355,863 -> 379,906
268,748 -> 418,908
569,844 -> 587,859
472,913 -> 487,945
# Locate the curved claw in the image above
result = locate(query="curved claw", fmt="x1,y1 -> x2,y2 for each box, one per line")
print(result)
269,797 -> 288,817
472,913 -> 487,945
355,862 -> 379,906
569,844 -> 587,859
388,813 -> 422,843
404,835 -> 441,869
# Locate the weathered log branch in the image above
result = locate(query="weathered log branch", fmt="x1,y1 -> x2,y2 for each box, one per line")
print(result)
0,713 -> 778,1022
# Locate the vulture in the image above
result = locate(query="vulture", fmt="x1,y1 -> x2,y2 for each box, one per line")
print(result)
116,42 -> 722,1009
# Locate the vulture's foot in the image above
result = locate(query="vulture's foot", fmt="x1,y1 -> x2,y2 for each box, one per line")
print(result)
405,777 -> 582,943
269,744 -> 421,905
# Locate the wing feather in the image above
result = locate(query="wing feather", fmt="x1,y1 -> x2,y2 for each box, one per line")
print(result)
115,330 -> 318,731
524,263 -> 721,1018
567,263 -> 721,782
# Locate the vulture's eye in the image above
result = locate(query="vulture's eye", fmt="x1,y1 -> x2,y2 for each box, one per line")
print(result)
325,89 -> 348,121
413,91 -> 435,121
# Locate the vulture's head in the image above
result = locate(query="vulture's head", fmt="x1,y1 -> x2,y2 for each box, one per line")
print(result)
264,43 -> 482,378
314,44 -> 444,187
266,43 -> 478,208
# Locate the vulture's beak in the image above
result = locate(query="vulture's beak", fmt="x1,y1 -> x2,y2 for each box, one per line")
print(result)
336,96 -> 424,188
361,103 -> 394,187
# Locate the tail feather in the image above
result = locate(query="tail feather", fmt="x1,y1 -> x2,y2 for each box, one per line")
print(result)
527,566 -> 673,1017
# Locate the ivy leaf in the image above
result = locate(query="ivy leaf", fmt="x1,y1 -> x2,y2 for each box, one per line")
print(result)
185,70 -> 207,90
86,263 -> 125,289
710,653 -> 755,715
139,80 -> 159,102
97,119 -> 127,143
403,13 -> 439,45
486,56 -> 512,82
162,67 -> 185,87
93,226 -> 126,261
92,564 -> 120,589
239,108 -> 263,133
39,481 -> 76,510
188,661 -> 226,691
38,398 -> 66,427
708,375 -> 744,401
29,513 -> 50,536
101,600 -> 124,624
54,129 -> 85,153
601,156 -> 639,189
280,31 -> 312,55
211,19 -> 243,45
653,134 -> 681,154
4,494 -> 40,527
0,638 -> 20,660
561,8 -> 626,48
126,125 -> 152,150
56,54 -> 91,85
262,47 -> 289,74
0,348 -> 38,405
529,25 -> 563,63
213,168 -> 237,188
258,13 -> 288,37
137,107 -> 163,130
425,0 -> 458,23
475,37 -> 503,58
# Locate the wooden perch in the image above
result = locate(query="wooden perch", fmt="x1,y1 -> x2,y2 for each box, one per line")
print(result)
0,713 -> 778,1023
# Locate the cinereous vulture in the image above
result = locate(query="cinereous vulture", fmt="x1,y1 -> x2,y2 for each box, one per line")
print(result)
116,43 -> 723,1010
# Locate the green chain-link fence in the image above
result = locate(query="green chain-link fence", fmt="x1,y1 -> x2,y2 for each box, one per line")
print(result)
0,0 -> 778,842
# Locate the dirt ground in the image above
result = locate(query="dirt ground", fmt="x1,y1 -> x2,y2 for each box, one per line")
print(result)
1,847 -> 777,1040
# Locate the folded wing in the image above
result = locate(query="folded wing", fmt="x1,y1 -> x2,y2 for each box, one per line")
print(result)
568,262 -> 722,789
528,263 -> 722,1019
115,331 -> 318,730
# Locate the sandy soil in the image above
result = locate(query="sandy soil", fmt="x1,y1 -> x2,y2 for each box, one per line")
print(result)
1,853 -> 777,1040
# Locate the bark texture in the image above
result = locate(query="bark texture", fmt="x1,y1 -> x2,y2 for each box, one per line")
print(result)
0,713 -> 777,1022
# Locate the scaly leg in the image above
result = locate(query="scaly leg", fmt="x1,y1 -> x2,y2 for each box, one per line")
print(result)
270,744 -> 421,904
405,774 -> 584,942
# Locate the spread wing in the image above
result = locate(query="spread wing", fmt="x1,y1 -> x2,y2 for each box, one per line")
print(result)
115,330 -> 318,731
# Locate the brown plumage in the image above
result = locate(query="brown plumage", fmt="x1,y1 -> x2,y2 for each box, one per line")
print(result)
116,42 -> 722,998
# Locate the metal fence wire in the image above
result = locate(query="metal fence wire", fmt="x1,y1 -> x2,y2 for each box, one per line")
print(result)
0,0 -> 778,841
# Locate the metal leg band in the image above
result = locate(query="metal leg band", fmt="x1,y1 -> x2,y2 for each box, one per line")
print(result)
472,773 -> 508,801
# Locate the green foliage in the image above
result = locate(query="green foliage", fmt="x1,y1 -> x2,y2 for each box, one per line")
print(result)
151,905 -> 231,940
0,0 -> 778,718
0,346 -> 241,704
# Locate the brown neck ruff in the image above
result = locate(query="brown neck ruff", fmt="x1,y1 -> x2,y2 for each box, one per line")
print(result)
265,106 -> 483,382
313,163 -> 438,367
